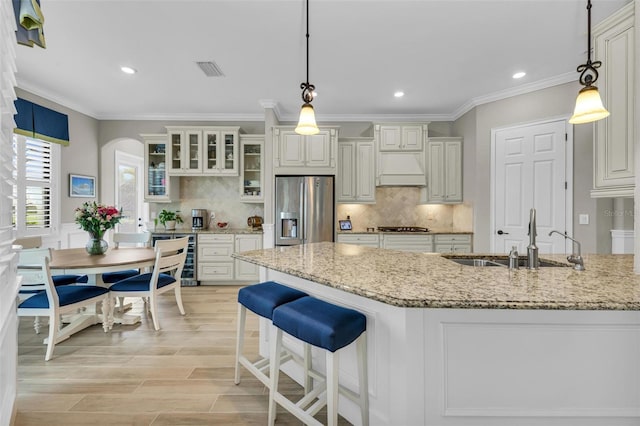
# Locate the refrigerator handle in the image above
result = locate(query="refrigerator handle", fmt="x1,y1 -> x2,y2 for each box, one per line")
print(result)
300,179 -> 306,242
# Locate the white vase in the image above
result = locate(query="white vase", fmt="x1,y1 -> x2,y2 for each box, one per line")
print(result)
164,220 -> 176,231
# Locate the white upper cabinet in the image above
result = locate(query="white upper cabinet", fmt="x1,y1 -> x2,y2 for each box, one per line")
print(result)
273,126 -> 338,175
424,137 -> 463,203
166,126 -> 239,177
202,128 -> 239,176
375,123 -> 428,186
239,134 -> 264,203
167,128 -> 202,175
337,138 -> 375,203
142,133 -> 179,203
377,124 -> 424,151
591,3 -> 635,198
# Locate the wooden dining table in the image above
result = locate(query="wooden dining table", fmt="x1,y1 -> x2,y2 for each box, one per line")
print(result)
49,246 -> 157,331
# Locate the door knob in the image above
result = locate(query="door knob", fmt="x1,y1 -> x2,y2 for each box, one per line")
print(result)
497,230 -> 509,235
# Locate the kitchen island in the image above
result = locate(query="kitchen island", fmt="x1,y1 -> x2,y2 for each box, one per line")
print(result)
233,242 -> 640,426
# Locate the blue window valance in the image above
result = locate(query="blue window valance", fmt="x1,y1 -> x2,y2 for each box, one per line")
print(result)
14,98 -> 69,146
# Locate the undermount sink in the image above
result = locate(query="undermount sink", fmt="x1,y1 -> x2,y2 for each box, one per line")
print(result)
447,257 -> 568,268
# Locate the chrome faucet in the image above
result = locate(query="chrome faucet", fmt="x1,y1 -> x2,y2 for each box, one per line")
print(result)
548,230 -> 585,271
527,208 -> 538,270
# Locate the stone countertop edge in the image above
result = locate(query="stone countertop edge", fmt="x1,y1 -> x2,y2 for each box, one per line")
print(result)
151,228 -> 263,235
232,242 -> 640,311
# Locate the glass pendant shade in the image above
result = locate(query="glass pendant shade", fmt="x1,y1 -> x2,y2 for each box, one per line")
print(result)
569,86 -> 610,124
295,103 -> 319,135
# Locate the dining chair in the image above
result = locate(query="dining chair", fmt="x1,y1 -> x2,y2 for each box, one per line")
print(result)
102,231 -> 151,284
14,236 -> 88,285
17,251 -> 110,361
108,236 -> 188,330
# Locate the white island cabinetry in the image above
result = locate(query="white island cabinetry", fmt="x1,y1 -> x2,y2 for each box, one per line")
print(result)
235,243 -> 640,426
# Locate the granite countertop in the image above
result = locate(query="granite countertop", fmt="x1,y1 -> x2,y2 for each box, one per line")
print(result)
233,242 -> 640,311
151,228 -> 263,235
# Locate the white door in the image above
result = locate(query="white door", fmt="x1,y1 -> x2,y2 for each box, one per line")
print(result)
492,119 -> 572,254
115,151 -> 146,234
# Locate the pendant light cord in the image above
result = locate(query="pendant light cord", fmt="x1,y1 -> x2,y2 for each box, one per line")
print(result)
305,0 -> 310,86
299,0 -> 315,104
586,0 -> 592,64
576,0 -> 601,88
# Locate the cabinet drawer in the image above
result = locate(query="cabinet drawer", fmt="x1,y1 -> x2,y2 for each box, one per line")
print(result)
198,244 -> 234,261
381,234 -> 433,252
337,234 -> 379,246
199,234 -> 234,243
435,243 -> 472,254
434,234 -> 471,244
198,262 -> 234,280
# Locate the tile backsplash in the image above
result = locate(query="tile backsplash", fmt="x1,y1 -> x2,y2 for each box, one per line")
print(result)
337,187 -> 473,232
152,176 -> 264,229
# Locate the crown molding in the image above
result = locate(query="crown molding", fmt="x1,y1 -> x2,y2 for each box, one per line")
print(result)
451,72 -> 578,120
17,79 -> 99,119
18,72 -> 578,124
96,112 -> 266,121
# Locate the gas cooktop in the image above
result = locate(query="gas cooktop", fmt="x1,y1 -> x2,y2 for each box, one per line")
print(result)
377,226 -> 430,233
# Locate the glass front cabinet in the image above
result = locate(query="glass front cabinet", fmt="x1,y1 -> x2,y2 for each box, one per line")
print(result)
203,128 -> 239,176
239,135 -> 264,202
142,133 -> 179,202
166,126 -> 239,176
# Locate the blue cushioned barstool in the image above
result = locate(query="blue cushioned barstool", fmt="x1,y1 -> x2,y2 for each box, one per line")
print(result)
268,296 -> 368,426
235,281 -> 308,387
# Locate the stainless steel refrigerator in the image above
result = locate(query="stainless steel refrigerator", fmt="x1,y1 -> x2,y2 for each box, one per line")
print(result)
275,176 -> 334,246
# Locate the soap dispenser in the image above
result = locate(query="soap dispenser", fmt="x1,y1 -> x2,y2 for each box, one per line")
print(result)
508,246 -> 519,269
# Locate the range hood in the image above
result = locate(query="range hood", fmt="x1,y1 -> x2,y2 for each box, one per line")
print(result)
376,151 -> 426,186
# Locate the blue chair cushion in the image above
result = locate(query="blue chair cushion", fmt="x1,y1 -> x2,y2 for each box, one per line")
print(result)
52,274 -> 88,286
18,285 -> 109,309
102,269 -> 139,284
273,296 -> 366,353
238,281 -> 307,320
108,272 -> 176,292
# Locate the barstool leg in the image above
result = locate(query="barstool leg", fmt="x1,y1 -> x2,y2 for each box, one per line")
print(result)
234,304 -> 246,385
268,325 -> 282,426
326,350 -> 339,426
304,342 -> 312,393
357,332 -> 369,425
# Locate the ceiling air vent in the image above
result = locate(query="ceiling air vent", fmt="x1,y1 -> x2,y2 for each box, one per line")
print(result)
195,61 -> 224,77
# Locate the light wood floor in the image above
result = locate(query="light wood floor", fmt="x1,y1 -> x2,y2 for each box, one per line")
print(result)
15,285 -> 351,425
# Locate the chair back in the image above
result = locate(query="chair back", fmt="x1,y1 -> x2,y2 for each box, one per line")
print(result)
17,247 -> 52,292
151,236 -> 189,284
113,231 -> 151,248
13,236 -> 43,249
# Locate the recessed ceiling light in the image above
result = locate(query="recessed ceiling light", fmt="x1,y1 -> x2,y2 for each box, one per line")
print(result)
512,71 -> 526,79
394,91 -> 404,98
121,66 -> 137,75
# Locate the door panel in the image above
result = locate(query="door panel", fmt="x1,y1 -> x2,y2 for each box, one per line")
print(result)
493,120 -> 568,254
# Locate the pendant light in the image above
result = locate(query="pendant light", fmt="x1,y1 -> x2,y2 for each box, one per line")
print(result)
295,0 -> 319,135
569,0 -> 610,124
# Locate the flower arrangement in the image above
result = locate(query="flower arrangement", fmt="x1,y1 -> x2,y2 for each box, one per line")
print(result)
75,201 -> 123,238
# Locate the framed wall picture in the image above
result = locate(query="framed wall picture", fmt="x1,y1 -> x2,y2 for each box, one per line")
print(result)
69,174 -> 96,198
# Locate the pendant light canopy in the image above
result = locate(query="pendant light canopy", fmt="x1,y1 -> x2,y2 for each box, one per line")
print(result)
295,0 -> 319,135
569,0 -> 610,124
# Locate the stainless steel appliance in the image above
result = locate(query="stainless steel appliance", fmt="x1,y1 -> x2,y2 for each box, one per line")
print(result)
275,176 -> 334,246
191,209 -> 208,230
